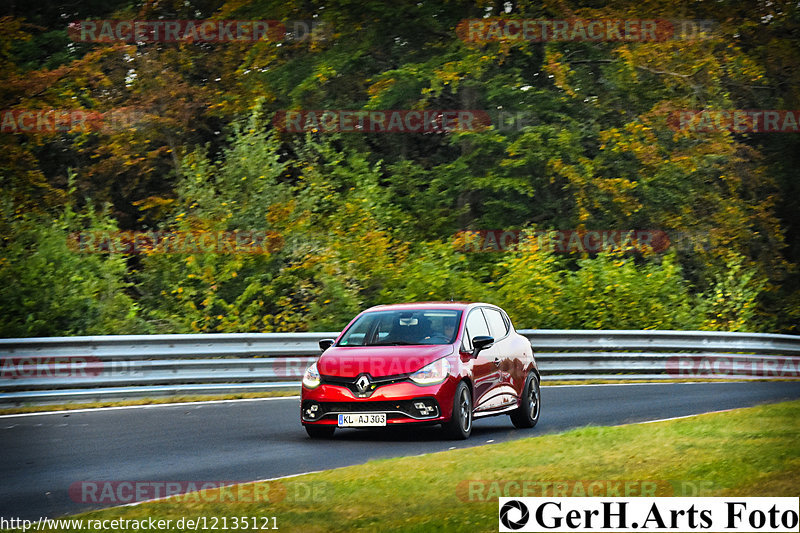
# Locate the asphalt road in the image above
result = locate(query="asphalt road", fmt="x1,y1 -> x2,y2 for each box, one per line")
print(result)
1,381 -> 799,520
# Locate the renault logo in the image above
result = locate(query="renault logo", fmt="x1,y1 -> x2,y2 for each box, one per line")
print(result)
355,375 -> 371,393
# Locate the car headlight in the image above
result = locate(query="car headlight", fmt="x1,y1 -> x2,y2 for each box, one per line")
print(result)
409,358 -> 451,385
302,362 -> 321,389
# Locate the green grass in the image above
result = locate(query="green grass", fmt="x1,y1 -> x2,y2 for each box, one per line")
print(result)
20,399 -> 800,532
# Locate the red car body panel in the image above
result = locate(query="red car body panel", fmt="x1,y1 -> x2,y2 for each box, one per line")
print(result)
302,376 -> 460,425
317,345 -> 454,378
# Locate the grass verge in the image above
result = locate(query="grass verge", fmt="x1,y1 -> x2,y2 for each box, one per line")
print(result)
0,391 -> 298,416
24,399 -> 800,532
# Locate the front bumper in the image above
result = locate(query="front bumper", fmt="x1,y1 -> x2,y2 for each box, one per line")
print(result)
301,378 -> 457,426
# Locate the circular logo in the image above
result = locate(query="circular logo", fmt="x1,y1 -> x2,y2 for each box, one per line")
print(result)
500,500 -> 530,530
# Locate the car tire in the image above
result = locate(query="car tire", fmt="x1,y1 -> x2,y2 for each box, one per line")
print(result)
510,372 -> 540,429
305,425 -> 336,439
442,381 -> 472,440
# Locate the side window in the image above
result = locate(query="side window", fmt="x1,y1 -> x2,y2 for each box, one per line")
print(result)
483,308 -> 509,339
464,309 -> 491,350
501,311 -> 512,332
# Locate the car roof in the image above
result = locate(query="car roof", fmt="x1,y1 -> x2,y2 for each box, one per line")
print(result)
362,301 -> 494,312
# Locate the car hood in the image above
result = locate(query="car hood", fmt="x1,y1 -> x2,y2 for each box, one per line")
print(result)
317,344 -> 454,378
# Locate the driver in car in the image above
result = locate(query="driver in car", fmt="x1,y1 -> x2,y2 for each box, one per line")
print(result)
423,315 -> 458,343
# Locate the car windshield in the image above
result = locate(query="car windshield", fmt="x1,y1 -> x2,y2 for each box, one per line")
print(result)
338,309 -> 462,346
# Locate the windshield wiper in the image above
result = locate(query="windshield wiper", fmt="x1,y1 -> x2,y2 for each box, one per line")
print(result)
369,341 -> 417,346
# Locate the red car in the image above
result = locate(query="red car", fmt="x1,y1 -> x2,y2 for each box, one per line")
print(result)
301,302 -> 540,439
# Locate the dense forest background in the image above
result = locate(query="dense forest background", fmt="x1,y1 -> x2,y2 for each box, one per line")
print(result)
1,0 -> 799,337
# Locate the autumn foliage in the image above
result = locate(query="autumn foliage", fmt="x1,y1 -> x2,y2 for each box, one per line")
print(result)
1,0 -> 799,336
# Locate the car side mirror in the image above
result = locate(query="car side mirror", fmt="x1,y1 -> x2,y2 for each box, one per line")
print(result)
471,335 -> 494,357
319,338 -> 335,352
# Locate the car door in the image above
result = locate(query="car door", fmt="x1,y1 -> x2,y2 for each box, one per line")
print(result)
463,308 -> 500,411
482,307 -> 519,403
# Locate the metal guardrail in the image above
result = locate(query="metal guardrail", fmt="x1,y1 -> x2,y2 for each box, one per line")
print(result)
1,330 -> 798,406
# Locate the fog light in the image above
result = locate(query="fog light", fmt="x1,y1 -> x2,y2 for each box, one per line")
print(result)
413,401 -> 435,416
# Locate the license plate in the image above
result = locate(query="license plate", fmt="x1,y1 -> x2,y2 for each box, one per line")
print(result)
337,413 -> 386,427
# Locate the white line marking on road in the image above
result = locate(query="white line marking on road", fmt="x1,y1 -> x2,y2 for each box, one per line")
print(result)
635,408 -> 738,424
544,381 -> 735,388
117,469 -> 332,509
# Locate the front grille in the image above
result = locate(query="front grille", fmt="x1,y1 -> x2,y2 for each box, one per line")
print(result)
320,373 -> 409,397
302,398 -> 440,421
